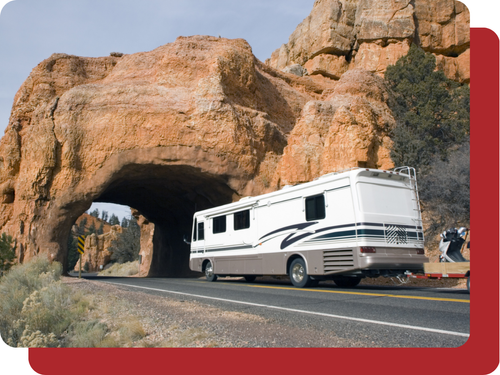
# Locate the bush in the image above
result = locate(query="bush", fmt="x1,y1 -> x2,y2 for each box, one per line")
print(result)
98,261 -> 139,277
0,233 -> 16,274
67,320 -> 108,348
0,256 -> 150,348
0,257 -> 95,347
419,143 -> 470,238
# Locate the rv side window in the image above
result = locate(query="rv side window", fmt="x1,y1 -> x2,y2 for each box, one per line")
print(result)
213,215 -> 226,234
305,194 -> 326,221
197,222 -> 205,241
234,210 -> 250,231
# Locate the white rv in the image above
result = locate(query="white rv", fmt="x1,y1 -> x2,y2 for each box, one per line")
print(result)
189,167 -> 427,288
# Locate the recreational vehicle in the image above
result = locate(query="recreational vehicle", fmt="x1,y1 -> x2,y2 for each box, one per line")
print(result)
189,167 -> 428,288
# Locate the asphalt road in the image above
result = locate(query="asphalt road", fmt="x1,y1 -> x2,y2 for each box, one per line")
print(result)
85,275 -> 470,347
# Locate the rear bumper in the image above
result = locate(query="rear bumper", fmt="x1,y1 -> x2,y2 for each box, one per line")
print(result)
358,254 -> 428,270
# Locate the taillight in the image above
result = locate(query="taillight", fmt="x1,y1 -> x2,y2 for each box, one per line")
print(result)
360,247 -> 376,253
416,248 -> 425,255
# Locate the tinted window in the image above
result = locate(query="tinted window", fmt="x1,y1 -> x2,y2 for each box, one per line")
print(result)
197,222 -> 205,241
234,210 -> 250,230
305,195 -> 326,221
213,215 -> 226,234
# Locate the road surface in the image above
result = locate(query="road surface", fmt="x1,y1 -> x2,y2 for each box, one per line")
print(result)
85,275 -> 470,347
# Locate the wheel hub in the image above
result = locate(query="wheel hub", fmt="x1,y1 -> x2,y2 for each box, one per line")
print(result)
292,263 -> 304,283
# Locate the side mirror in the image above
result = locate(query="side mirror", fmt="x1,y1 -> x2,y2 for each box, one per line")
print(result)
183,235 -> 191,245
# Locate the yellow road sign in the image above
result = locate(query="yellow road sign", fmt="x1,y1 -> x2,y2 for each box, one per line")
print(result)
77,235 -> 86,254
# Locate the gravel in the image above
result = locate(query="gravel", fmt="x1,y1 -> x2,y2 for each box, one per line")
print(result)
63,276 -> 378,347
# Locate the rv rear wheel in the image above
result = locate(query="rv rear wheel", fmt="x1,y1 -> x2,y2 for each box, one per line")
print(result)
205,260 -> 217,282
332,276 -> 361,288
289,258 -> 314,288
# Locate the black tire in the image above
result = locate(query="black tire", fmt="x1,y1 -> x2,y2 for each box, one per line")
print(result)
332,275 -> 361,288
205,260 -> 217,282
244,275 -> 256,282
467,276 -> 470,293
289,258 -> 314,288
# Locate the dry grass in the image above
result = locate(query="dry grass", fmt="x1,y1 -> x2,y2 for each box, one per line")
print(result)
0,257 -> 151,348
98,261 -> 139,277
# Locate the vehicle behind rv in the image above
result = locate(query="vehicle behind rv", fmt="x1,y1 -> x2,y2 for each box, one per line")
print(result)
189,167 -> 428,288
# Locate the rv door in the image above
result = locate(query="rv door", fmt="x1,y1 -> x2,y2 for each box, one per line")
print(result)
193,218 -> 206,253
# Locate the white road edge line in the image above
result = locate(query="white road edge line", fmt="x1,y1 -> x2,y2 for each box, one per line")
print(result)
104,281 -> 470,338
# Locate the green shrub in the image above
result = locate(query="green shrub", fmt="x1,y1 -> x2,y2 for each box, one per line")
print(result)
0,233 -> 16,274
67,320 -> 108,348
0,256 -> 150,348
0,256 -> 89,347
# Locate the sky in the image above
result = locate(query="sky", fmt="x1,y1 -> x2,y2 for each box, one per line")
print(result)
0,0 -> 316,221
0,0 -> 498,374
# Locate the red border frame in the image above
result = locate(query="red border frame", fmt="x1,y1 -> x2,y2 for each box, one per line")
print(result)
28,28 -> 499,375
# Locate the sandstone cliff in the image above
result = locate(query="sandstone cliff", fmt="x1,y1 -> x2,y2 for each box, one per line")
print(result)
267,0 -> 469,83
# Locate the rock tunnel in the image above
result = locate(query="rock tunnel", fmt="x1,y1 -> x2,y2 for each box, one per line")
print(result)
94,164 -> 236,277
47,147 -> 243,277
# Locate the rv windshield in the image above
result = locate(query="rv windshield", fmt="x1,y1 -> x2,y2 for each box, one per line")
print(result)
356,182 -> 415,217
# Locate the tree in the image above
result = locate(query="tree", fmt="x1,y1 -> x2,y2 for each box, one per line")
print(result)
97,223 -> 104,235
0,233 -> 16,274
121,217 -> 129,228
101,210 -> 109,222
67,233 -> 79,271
385,44 -> 470,170
109,214 -> 120,226
385,45 -> 470,240
110,217 -> 140,263
88,222 -> 96,235
89,209 -> 99,218
77,217 -> 88,236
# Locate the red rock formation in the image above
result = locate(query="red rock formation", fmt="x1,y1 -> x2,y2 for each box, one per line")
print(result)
0,36 -> 328,275
0,1 -> 467,276
267,0 -> 470,83
73,225 -> 122,273
274,69 -> 395,186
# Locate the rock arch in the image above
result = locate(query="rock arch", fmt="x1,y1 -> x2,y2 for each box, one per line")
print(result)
0,35 -> 397,276
45,147 -> 241,276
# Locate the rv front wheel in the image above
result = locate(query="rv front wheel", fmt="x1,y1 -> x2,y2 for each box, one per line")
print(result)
205,260 -> 217,282
289,258 -> 313,288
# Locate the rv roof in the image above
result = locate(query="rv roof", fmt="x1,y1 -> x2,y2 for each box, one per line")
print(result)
194,167 -> 412,218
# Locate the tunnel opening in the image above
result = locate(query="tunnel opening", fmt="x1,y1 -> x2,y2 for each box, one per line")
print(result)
78,163 -> 238,277
67,202 -> 134,274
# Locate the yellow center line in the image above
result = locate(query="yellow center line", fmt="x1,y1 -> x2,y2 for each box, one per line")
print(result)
248,284 -> 470,303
